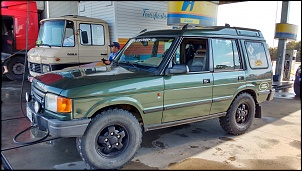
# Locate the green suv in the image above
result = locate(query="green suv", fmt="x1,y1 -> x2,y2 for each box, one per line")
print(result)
26,25 -> 275,169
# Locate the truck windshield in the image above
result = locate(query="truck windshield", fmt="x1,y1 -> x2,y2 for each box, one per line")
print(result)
116,37 -> 175,68
36,20 -> 75,47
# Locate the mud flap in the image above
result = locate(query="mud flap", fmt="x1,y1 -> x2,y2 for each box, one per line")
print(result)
266,89 -> 275,101
255,103 -> 261,118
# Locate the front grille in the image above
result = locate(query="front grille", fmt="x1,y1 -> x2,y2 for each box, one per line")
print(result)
29,62 -> 42,73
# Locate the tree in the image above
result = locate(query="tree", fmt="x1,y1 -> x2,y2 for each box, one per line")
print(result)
287,41 -> 301,62
286,40 -> 300,51
269,47 -> 278,61
268,41 -> 301,61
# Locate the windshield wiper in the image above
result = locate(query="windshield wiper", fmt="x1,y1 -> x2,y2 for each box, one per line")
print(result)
37,44 -> 52,48
132,62 -> 141,70
119,61 -> 139,70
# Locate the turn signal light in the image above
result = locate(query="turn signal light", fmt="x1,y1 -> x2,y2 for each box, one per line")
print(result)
57,96 -> 72,113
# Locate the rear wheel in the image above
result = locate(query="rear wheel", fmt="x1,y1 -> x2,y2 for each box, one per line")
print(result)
5,56 -> 28,81
219,93 -> 255,135
77,108 -> 142,169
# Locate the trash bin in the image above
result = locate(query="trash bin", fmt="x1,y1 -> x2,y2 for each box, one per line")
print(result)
273,74 -> 279,81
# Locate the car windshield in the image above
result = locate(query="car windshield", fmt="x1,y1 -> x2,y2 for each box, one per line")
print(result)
36,20 -> 75,47
115,37 -> 175,69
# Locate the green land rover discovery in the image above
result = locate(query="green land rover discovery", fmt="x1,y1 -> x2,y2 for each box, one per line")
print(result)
26,25 -> 275,169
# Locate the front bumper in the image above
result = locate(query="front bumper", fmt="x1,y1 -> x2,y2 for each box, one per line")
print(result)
26,102 -> 91,137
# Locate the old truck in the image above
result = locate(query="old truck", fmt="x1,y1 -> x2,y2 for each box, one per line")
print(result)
27,15 -> 111,79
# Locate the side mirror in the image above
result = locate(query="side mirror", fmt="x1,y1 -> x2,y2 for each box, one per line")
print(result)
81,31 -> 88,44
165,64 -> 188,75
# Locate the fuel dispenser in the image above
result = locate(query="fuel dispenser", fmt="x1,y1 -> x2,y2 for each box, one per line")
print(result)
283,49 -> 297,81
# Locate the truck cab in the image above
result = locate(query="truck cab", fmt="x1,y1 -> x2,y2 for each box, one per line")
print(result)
27,15 -> 110,79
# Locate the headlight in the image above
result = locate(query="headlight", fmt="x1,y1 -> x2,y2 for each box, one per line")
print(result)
45,93 -> 72,113
42,64 -> 50,73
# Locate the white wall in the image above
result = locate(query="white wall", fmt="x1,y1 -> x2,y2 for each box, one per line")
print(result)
79,1 -> 116,42
115,1 -> 170,38
79,1 -> 171,43
48,1 -> 78,18
36,1 -> 45,11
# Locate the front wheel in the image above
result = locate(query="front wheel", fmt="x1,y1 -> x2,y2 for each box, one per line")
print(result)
5,56 -> 28,81
77,108 -> 142,170
219,93 -> 255,135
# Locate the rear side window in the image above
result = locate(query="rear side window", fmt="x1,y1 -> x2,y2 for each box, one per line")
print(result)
245,41 -> 268,69
212,39 -> 242,71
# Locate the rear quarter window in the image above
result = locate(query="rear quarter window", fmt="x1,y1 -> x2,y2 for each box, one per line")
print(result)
245,41 -> 268,69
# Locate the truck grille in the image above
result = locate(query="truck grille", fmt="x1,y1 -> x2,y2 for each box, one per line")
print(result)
29,62 -> 42,73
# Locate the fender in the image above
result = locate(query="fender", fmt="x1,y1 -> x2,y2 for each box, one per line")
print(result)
84,96 -> 145,118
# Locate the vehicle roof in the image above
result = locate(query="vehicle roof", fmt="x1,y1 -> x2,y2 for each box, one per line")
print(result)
40,15 -> 107,24
136,26 -> 264,39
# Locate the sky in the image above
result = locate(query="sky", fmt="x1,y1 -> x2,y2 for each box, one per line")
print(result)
217,1 -> 301,48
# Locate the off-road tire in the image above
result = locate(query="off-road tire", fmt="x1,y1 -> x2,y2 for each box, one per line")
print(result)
76,108 -> 142,170
219,92 -> 255,135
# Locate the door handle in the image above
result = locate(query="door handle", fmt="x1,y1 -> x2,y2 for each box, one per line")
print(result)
100,53 -> 107,55
238,76 -> 244,81
203,79 -> 210,84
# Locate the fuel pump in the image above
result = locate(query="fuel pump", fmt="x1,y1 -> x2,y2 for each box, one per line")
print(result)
283,49 -> 297,81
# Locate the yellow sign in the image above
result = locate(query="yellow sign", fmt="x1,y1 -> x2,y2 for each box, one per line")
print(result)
255,60 -> 263,66
180,18 -> 200,24
167,1 -> 218,26
275,23 -> 298,40
168,1 -> 217,17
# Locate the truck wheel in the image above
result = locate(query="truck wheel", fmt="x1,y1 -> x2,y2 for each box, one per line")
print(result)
219,93 -> 255,135
77,108 -> 142,169
5,56 -> 28,81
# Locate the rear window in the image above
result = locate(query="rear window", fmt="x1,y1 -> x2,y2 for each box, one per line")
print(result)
245,41 -> 268,69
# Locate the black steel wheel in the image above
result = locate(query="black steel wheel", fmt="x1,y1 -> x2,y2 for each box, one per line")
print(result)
77,108 -> 142,169
219,92 -> 255,135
